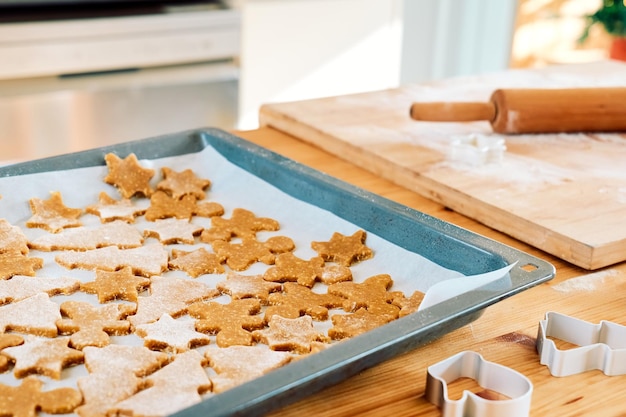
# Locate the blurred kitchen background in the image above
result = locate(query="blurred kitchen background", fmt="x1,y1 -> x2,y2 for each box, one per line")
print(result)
0,0 -> 615,162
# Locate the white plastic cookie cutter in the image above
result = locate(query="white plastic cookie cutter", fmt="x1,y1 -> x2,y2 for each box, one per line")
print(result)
449,133 -> 506,166
536,311 -> 626,377
424,351 -> 533,417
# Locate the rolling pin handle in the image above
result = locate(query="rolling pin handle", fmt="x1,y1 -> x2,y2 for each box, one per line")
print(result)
410,101 -> 496,123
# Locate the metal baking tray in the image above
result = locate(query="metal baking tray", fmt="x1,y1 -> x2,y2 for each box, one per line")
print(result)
0,128 -> 555,417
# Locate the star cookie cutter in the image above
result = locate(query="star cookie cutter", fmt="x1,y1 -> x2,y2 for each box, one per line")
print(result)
536,311 -> 626,377
424,351 -> 533,417
449,134 -> 506,166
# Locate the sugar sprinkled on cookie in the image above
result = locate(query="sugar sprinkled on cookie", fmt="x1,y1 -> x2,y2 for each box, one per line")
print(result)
216,272 -> 282,304
0,293 -> 61,337
143,218 -> 203,245
26,191 -> 83,233
86,192 -> 147,223
55,243 -> 169,277
77,345 -> 169,417
205,345 -> 292,393
134,313 -> 211,353
109,350 -> 212,417
29,220 -> 144,251
328,308 -> 395,339
0,219 -> 29,255
2,336 -> 84,379
253,315 -> 329,354
129,276 -> 220,327
156,167 -> 211,200
0,275 -> 80,304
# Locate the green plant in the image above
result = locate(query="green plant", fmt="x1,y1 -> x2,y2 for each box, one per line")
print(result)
579,0 -> 626,43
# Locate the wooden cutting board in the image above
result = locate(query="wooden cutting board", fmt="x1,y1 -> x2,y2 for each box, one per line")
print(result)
259,61 -> 626,270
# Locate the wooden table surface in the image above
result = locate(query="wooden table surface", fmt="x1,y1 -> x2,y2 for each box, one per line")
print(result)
235,127 -> 626,417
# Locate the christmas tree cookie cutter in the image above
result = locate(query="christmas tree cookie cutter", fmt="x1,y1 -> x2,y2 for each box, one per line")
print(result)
536,311 -> 626,377
424,351 -> 533,417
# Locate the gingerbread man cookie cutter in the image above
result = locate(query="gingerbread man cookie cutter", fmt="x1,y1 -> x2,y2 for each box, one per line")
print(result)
536,311 -> 626,377
424,351 -> 533,417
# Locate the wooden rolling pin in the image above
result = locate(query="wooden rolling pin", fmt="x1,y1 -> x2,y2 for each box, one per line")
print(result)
409,87 -> 626,134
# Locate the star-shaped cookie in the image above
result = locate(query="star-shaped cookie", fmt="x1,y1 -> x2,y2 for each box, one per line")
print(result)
168,247 -> 225,277
134,313 -> 211,353
2,336 -> 84,379
156,167 -> 211,200
26,191 -> 83,233
80,266 -> 150,303
86,192 -> 147,223
0,253 -> 44,280
253,315 -> 329,354
216,272 -> 282,304
104,153 -> 155,199
310,229 -> 373,266
143,218 -> 204,244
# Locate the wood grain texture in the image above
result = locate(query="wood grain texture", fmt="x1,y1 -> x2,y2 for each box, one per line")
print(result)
258,61 -> 626,270
409,101 -> 495,123
235,127 -> 626,417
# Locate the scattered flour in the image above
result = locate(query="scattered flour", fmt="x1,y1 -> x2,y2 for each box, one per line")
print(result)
551,269 -> 622,293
